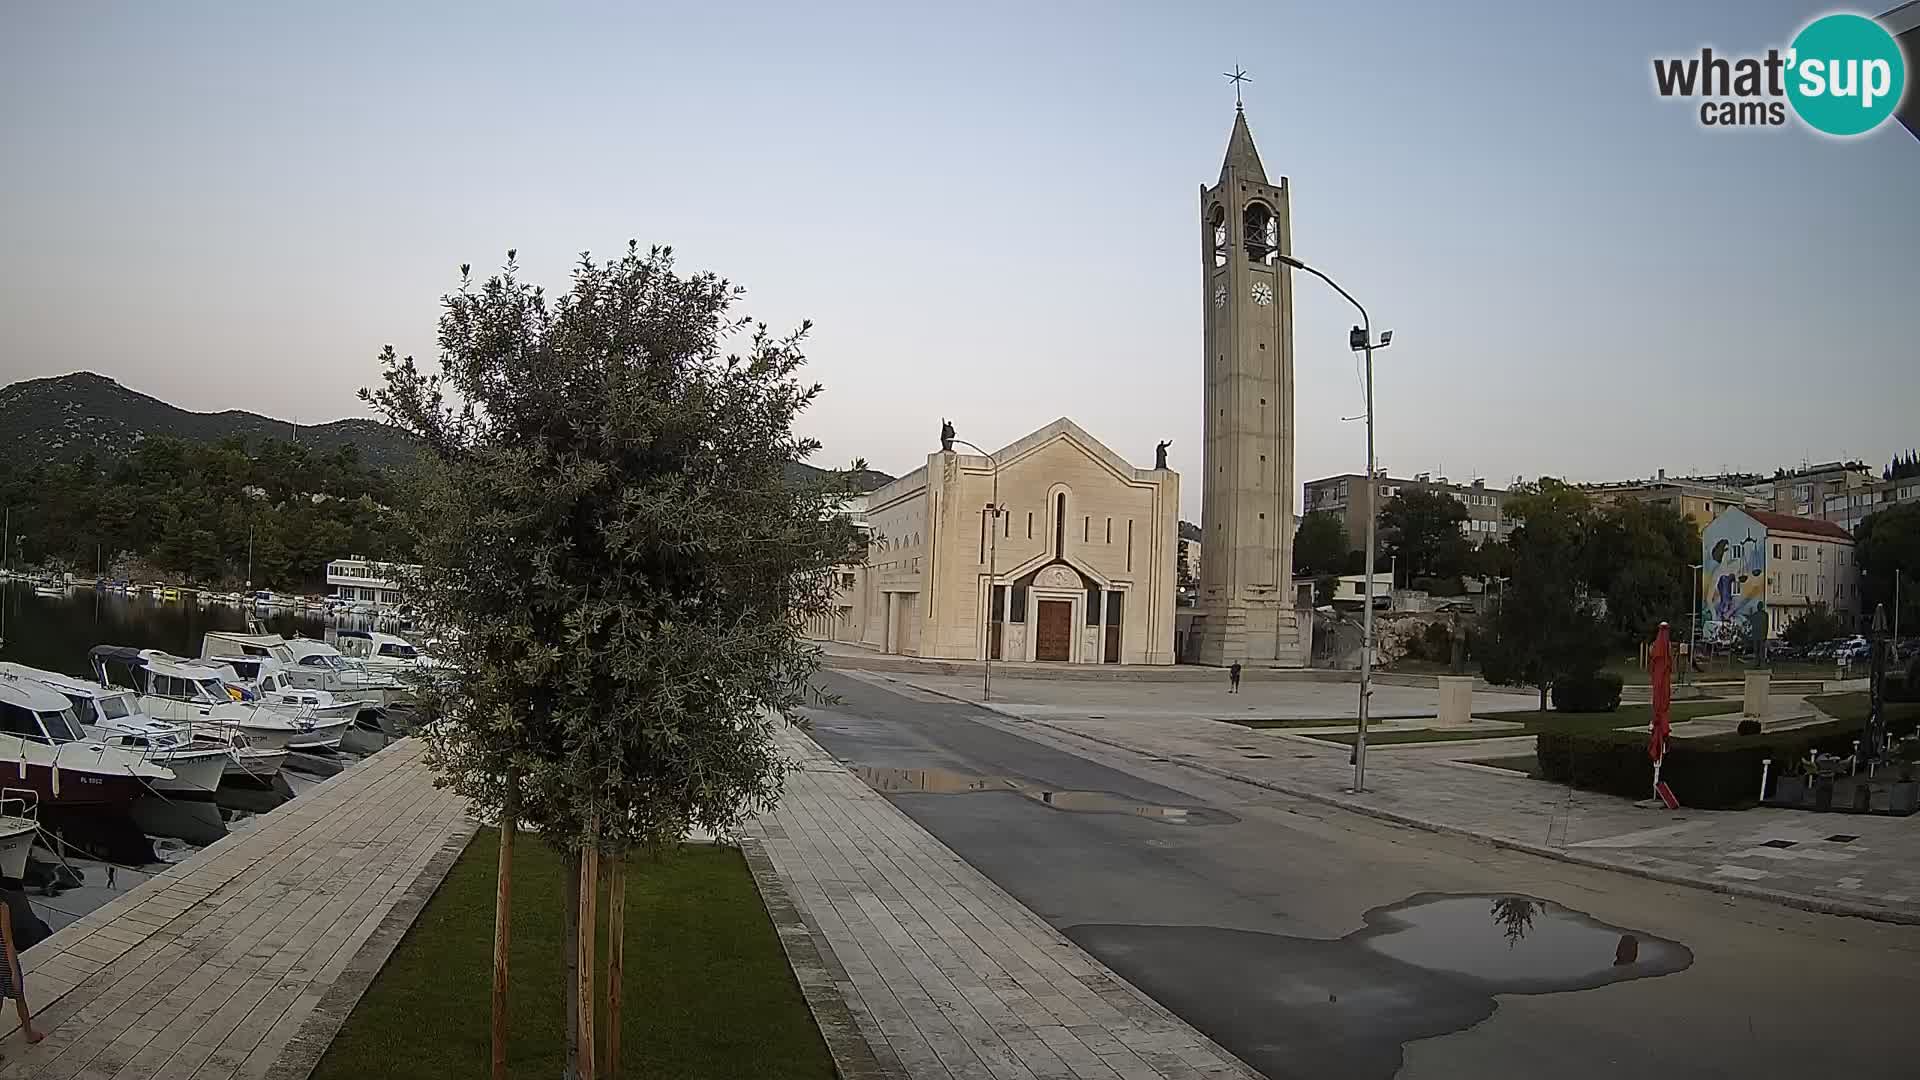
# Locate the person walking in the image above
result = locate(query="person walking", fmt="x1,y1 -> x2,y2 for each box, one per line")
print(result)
0,882 -> 46,1045
1229,661 -> 1243,694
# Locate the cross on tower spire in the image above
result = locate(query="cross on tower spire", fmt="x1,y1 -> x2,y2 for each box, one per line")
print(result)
1222,65 -> 1251,109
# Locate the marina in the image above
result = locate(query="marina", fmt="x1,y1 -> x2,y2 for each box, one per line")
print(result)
0,581 -> 422,939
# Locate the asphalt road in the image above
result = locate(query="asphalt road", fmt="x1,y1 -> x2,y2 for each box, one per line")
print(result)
804,671 -> 1920,1080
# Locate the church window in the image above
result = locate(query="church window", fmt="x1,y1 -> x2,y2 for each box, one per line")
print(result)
1055,494 -> 1067,556
1004,511 -> 1009,537
1243,202 -> 1277,265
1126,520 -> 1134,570
1086,588 -> 1102,625
1209,204 -> 1228,267
1105,518 -> 1112,543
1084,517 -> 1090,542
1027,512 -> 1033,538
1010,587 -> 1027,624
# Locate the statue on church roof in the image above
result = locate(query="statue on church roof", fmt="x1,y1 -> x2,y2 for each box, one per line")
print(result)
940,419 -> 955,452
1155,440 -> 1172,470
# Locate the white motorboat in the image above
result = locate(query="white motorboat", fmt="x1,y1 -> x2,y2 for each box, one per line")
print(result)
0,663 -> 229,793
0,676 -> 175,808
197,726 -> 290,781
88,646 -> 307,753
0,790 -> 38,879
200,630 -> 402,708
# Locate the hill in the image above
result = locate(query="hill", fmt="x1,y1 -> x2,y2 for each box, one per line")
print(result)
782,460 -> 895,493
0,371 -> 421,470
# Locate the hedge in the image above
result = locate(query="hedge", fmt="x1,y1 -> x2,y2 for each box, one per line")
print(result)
1535,708 -> 1920,809
1551,670 -> 1623,712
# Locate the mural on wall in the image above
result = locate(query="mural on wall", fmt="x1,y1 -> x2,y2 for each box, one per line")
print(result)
1702,511 -> 1766,647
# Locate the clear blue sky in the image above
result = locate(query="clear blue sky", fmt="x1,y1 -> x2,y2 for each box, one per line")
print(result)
2,1 -> 1914,518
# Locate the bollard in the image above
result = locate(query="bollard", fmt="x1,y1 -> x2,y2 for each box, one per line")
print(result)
1759,758 -> 1772,803
1851,741 -> 1860,776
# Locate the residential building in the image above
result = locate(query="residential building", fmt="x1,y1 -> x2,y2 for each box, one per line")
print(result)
808,418 -> 1179,665
1301,472 -> 1510,548
1700,509 -> 1857,642
1762,460 -> 1877,520
1586,470 -> 1768,529
324,556 -> 418,605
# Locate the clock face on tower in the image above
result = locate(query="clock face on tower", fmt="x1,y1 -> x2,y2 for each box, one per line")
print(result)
1250,281 -> 1274,306
1213,284 -> 1227,309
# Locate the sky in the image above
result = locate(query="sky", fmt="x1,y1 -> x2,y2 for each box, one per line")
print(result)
2,1 -> 1915,520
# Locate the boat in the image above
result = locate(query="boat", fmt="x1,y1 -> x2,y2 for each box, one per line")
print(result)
202,630 -> 403,708
87,646 -> 307,753
0,664 -> 231,794
160,587 -> 180,602
0,791 -> 38,878
198,657 -> 352,750
0,676 -> 175,807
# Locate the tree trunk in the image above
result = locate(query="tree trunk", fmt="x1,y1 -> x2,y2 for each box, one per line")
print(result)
492,780 -> 517,1080
1539,683 -> 1548,711
564,851 -> 580,1080
604,856 -> 625,1079
577,819 -> 600,1080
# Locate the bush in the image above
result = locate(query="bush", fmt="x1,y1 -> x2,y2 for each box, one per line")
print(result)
1887,663 -> 1920,704
1550,670 -> 1624,712
1536,707 -> 1920,808
1402,621 -> 1457,663
1736,719 -> 1761,736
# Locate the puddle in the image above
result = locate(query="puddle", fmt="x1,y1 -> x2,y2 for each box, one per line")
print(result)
850,766 -> 1236,825
1068,894 -> 1691,1080
1358,893 -> 1689,989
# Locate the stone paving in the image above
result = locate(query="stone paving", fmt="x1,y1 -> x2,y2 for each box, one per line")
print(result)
0,739 -> 473,1080
871,672 -> 1920,925
749,726 -> 1259,1080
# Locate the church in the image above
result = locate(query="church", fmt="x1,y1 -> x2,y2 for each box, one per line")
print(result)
813,103 -> 1303,667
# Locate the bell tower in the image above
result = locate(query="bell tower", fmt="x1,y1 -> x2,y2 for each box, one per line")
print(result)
1191,104 -> 1303,666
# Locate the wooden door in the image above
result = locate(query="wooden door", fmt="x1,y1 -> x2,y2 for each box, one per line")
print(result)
1035,601 -> 1072,661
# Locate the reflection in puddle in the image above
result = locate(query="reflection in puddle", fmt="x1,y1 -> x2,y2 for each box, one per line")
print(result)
1068,894 -> 1691,1080
850,766 -> 1236,825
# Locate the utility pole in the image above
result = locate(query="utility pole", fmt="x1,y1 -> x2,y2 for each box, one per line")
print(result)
951,437 -> 1001,702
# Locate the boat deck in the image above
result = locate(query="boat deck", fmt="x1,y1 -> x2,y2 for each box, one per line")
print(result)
0,738 -> 472,1080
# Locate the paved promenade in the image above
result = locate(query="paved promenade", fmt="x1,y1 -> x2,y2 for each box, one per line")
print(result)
877,672 -> 1920,924
1,739 -> 473,1080
751,726 -> 1258,1080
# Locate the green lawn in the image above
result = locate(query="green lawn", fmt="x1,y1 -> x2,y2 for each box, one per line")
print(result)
1382,657 -> 1839,685
1302,700 -> 1728,747
311,831 -> 836,1080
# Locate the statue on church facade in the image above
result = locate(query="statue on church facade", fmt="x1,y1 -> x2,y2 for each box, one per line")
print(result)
940,419 -> 955,452
1155,440 -> 1172,470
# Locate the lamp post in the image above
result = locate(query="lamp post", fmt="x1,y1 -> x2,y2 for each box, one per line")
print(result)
1686,563 -> 1701,685
951,437 -> 1002,702
1276,253 -> 1390,793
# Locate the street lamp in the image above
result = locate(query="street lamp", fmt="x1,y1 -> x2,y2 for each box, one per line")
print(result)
950,437 -> 1003,702
1277,253 -> 1390,794
1686,563 -> 1702,685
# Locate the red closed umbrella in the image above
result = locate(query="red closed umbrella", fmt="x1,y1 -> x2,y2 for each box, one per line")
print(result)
1648,623 -> 1677,807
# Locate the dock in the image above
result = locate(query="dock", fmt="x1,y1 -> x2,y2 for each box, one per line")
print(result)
0,739 -> 471,1080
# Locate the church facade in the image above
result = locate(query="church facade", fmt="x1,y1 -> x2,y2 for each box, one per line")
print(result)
814,419 -> 1179,665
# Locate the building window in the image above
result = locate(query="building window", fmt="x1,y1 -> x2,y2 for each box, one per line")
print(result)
1126,519 -> 1134,571
1086,587 -> 1102,625
1107,590 -> 1123,626
1027,512 -> 1033,539
1084,517 -> 1090,542
1010,586 -> 1027,624
1773,544 -> 1780,559
1055,494 -> 1067,556
1105,517 -> 1112,544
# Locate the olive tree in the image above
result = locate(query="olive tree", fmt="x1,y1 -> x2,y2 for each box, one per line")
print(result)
364,243 -> 866,1078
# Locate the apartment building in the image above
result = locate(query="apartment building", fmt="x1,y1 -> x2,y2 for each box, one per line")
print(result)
1301,472 -> 1509,548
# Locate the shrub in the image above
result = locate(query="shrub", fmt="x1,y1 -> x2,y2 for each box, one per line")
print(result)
1550,670 -> 1624,712
1736,719 -> 1761,736
1536,706 -> 1920,808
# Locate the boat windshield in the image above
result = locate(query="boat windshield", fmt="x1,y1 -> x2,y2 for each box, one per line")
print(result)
192,677 -> 231,703
376,642 -> 418,660
298,653 -> 345,673
99,692 -> 139,719
36,707 -> 86,742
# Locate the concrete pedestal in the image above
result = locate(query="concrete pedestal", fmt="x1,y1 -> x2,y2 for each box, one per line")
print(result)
1438,676 -> 1474,726
1743,672 -> 1771,718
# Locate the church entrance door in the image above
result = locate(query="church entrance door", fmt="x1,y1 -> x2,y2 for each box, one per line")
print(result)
1035,601 -> 1072,661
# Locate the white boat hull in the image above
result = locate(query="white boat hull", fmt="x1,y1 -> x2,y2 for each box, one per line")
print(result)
149,750 -> 229,794
287,715 -> 351,751
0,822 -> 35,879
223,747 -> 290,780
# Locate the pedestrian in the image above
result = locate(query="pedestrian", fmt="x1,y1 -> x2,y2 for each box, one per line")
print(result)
1229,661 -> 1242,694
0,884 -> 45,1045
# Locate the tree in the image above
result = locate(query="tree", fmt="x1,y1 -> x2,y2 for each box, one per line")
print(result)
1475,479 -> 1605,709
1856,502 -> 1920,631
1292,511 -> 1351,576
1586,499 -> 1697,645
1884,450 -> 1919,482
1782,604 -> 1847,647
364,244 -> 866,1079
1379,489 -> 1467,585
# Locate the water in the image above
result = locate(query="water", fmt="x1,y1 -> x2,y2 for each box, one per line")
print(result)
0,581 -> 342,676
1069,893 -> 1691,1080
850,764 -> 1239,825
